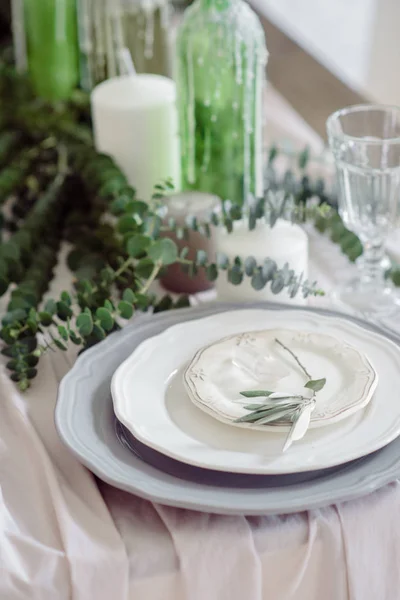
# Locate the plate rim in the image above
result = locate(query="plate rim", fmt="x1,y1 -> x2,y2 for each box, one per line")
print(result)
183,327 -> 378,429
55,302 -> 400,515
111,308 -> 400,474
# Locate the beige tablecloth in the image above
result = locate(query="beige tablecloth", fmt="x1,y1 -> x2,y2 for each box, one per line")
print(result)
2,88 -> 400,600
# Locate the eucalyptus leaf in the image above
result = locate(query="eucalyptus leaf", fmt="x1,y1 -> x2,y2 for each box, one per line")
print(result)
61,291 -> 72,306
206,263 -> 218,281
270,274 -> 285,294
126,234 -> 151,258
76,313 -> 93,337
56,301 -> 73,321
118,301 -> 134,320
216,252 -> 229,270
57,325 -> 69,341
244,256 -> 257,277
228,265 -> 243,286
262,259 -> 277,281
251,269 -> 266,291
122,289 -> 136,304
53,339 -> 68,351
304,378 -> 326,392
196,249 -> 208,266
147,238 -> 178,266
96,307 -> 114,332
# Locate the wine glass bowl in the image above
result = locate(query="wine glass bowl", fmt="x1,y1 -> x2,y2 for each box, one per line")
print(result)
327,104 -> 400,316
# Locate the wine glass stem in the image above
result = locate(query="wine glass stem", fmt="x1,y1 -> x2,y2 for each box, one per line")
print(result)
360,240 -> 385,285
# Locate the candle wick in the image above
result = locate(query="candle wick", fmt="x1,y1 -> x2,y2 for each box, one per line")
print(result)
118,48 -> 137,77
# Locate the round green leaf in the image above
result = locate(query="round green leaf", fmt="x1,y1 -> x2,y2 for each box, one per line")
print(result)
135,293 -> 151,310
125,200 -> 149,218
147,238 -> 178,266
2,309 -> 27,326
6,359 -> 19,371
251,269 -> 267,291
135,257 -> 154,279
61,291 -> 72,306
206,263 -> 218,282
56,301 -> 73,321
154,295 -> 173,313
92,324 -> 106,341
26,367 -> 38,379
180,247 -> 189,260
118,301 -> 134,320
216,252 -> 229,270
39,312 -> 53,326
19,337 -> 37,354
122,288 -> 136,304
11,372 -> 23,382
96,307 -> 114,332
196,250 -> 208,266
53,339 -> 68,351
118,215 -> 138,234
69,331 -> 82,345
25,355 -> 39,367
244,256 -> 257,277
144,215 -> 162,238
262,259 -> 277,281
228,265 -> 243,286
270,274 -> 285,294
57,325 -> 69,341
27,318 -> 38,334
76,313 -> 93,337
126,234 -> 151,258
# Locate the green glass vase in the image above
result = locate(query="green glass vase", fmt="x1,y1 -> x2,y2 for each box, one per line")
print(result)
23,0 -> 79,101
176,0 -> 267,205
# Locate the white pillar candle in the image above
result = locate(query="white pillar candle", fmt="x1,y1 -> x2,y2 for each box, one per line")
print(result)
215,219 -> 309,305
91,74 -> 181,202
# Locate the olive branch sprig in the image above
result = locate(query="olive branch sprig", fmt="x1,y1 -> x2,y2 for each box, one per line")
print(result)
236,338 -> 326,426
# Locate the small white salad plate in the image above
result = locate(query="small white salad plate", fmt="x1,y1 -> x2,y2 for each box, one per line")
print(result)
184,329 -> 377,431
111,309 -> 400,475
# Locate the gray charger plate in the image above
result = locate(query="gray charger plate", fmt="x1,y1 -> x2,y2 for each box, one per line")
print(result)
56,302 -> 400,515
114,418 -> 363,487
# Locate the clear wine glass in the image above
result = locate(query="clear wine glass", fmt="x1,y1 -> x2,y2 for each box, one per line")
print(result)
327,104 -> 400,316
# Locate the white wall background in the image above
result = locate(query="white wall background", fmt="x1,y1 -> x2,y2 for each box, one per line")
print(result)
253,0 -> 400,105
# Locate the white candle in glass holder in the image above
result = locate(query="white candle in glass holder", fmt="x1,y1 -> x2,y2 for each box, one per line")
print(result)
215,218 -> 309,305
91,74 -> 181,201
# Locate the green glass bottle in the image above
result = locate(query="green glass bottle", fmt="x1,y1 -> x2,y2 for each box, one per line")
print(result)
23,0 -> 79,101
176,0 -> 267,205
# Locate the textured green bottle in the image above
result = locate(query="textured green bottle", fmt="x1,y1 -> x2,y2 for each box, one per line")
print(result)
23,0 -> 79,101
176,0 -> 267,205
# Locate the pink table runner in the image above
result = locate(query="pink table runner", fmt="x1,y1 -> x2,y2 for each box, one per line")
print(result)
2,88 -> 400,600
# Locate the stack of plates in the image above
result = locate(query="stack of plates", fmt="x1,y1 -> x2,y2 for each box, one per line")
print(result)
56,303 -> 400,515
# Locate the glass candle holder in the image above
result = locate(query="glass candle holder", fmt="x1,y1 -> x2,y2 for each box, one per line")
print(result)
160,191 -> 220,294
77,0 -> 171,91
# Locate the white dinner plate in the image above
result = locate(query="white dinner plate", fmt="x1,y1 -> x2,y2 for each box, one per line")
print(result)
183,329 -> 377,431
111,309 -> 400,474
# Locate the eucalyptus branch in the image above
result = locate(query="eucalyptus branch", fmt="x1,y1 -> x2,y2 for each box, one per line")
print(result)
275,338 -> 312,380
139,260 -> 162,294
237,339 -> 326,426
